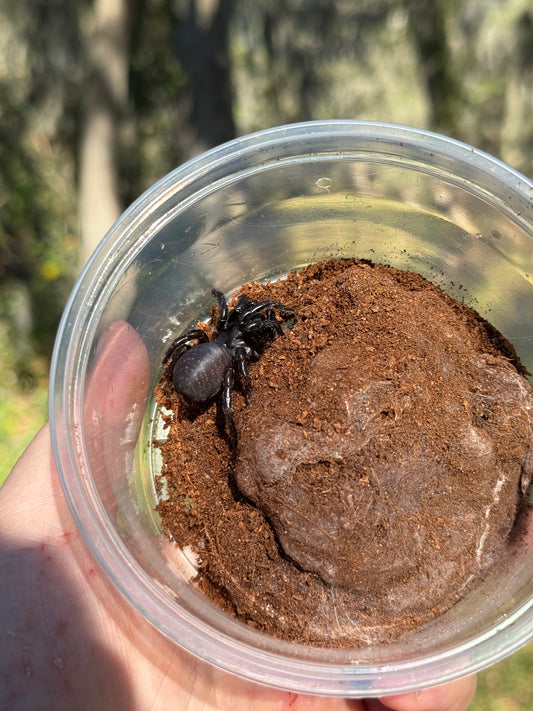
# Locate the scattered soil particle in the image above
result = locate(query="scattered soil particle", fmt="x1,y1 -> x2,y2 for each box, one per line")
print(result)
155,258 -> 533,646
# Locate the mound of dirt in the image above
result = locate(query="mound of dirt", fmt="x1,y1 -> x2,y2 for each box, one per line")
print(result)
155,258 -> 533,646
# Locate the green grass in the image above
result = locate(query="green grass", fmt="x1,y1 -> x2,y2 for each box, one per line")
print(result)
0,383 -> 48,484
472,643 -> 533,710
0,321 -> 49,485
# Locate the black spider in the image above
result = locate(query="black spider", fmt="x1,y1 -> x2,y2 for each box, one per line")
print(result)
163,288 -> 295,444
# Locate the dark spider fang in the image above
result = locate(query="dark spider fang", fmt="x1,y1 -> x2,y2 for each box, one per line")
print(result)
163,289 -> 295,445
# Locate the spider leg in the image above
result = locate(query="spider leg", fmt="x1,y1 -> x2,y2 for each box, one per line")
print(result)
225,294 -> 252,329
233,347 -> 252,403
162,329 -> 209,380
268,301 -> 295,320
244,317 -> 283,342
232,294 -> 251,311
163,329 -> 209,362
212,289 -> 229,329
239,299 -> 294,322
241,303 -> 293,339
264,311 -> 284,336
220,366 -> 237,446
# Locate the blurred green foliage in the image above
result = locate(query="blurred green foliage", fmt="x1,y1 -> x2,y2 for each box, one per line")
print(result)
1,0 -> 532,411
0,318 -> 48,481
473,643 -> 533,711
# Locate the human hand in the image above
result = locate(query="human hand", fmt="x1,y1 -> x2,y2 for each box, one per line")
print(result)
0,321 -> 476,710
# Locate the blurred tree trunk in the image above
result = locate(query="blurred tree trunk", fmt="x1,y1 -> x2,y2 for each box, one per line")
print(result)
78,0 -> 130,265
260,0 -> 337,123
174,0 -> 236,158
405,0 -> 461,136
501,10 -> 533,176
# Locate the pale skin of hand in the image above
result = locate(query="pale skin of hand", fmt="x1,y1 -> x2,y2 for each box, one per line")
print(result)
0,321 -> 476,711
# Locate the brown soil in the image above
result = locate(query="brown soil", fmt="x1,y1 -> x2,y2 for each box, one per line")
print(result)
155,258 -> 533,646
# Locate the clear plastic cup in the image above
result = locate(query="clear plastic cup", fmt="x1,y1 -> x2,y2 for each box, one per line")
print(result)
50,121 -> 533,697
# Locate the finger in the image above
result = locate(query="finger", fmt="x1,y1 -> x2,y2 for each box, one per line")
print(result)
87,320 -> 150,427
1,321 -> 150,538
0,423 -> 62,539
376,675 -> 477,711
186,671 -> 371,711
83,320 -> 150,511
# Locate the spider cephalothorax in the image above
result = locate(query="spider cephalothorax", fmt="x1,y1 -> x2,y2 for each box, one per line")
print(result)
163,289 -> 295,444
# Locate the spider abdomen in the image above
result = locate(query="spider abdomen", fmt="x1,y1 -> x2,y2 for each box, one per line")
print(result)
173,342 -> 232,402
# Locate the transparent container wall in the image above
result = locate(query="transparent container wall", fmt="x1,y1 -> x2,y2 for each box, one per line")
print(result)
93,154 -> 533,639
107,155 -> 533,375
55,125 -> 533,693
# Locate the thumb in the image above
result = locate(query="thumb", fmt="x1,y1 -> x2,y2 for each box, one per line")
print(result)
83,320 -> 150,512
376,675 -> 477,711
